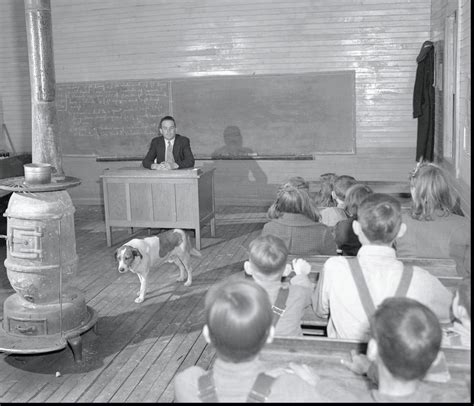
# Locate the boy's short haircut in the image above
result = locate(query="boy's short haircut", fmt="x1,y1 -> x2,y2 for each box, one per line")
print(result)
249,235 -> 288,276
333,175 -> 357,200
205,279 -> 273,362
357,193 -> 402,244
370,297 -> 442,381
344,183 -> 373,218
456,278 -> 471,319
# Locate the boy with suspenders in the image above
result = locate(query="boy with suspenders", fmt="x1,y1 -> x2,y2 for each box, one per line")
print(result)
313,193 -> 452,341
173,279 -> 327,403
344,297 -> 470,402
243,235 -> 314,337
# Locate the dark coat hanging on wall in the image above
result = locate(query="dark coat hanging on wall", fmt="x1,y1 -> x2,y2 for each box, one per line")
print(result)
413,41 -> 435,162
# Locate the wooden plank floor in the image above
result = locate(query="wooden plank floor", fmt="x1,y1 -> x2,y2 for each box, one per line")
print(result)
0,204 -> 267,403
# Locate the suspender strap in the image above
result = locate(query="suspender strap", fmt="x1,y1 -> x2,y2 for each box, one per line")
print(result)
198,371 -> 219,403
348,259 -> 414,319
247,373 -> 277,403
271,285 -> 290,326
394,265 -> 414,297
347,258 -> 376,319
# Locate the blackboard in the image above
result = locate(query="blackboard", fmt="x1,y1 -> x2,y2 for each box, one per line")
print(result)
57,71 -> 355,158
173,71 -> 355,157
57,80 -> 170,157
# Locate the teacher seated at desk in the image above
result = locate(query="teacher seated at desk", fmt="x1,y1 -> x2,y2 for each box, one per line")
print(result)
142,115 -> 195,170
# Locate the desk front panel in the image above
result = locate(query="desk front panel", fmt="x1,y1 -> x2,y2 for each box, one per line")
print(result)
104,176 -> 198,228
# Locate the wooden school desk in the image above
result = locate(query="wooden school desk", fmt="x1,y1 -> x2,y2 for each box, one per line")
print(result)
288,255 -> 460,280
260,336 -> 471,402
100,166 -> 215,249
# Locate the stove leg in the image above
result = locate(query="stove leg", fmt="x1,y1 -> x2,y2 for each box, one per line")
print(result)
67,335 -> 83,362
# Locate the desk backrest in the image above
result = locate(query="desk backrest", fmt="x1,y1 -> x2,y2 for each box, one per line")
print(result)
260,336 -> 470,402
308,179 -> 410,194
265,336 -> 469,365
288,254 -> 460,282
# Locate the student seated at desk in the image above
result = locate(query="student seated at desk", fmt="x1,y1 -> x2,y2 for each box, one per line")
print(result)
242,235 -> 314,337
319,174 -> 357,227
313,193 -> 453,341
334,183 -> 373,256
262,180 -> 337,255
343,297 -> 469,402
395,162 -> 471,277
173,279 -> 327,403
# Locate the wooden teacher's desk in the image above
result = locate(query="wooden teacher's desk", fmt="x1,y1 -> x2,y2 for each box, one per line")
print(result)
100,166 -> 215,249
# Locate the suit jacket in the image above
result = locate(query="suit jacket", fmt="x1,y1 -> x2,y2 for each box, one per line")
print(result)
142,134 -> 195,169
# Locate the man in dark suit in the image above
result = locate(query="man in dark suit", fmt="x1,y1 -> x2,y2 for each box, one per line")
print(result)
142,116 -> 195,170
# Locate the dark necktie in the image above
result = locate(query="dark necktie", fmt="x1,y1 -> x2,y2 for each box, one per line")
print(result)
165,140 -> 175,164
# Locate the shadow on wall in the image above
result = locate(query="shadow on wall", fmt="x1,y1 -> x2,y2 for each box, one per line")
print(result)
203,125 -> 273,204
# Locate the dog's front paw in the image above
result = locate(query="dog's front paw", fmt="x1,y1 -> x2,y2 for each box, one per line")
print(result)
177,276 -> 185,282
135,296 -> 145,304
184,280 -> 192,287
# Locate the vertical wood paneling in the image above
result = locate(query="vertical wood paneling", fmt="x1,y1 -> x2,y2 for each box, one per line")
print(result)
431,0 -> 471,218
457,0 -> 471,188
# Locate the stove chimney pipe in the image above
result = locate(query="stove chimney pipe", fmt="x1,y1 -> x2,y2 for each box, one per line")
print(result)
24,0 -> 64,178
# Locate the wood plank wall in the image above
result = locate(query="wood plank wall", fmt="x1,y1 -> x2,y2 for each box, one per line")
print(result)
1,0 -> 469,208
0,1 -> 30,153
2,0 -> 431,151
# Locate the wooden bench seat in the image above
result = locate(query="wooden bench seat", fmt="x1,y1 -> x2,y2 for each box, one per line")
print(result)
308,179 -> 412,208
308,179 -> 410,195
260,336 -> 471,402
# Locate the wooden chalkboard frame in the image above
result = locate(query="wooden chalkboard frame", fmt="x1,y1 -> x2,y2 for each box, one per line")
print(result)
58,71 -> 356,160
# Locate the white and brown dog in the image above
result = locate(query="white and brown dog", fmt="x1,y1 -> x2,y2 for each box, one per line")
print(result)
115,229 -> 201,303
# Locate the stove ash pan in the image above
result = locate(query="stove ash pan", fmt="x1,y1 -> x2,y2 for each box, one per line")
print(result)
3,191 -> 79,304
3,289 -> 88,336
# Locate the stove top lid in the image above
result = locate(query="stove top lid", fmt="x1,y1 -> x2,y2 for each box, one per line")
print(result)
0,176 -> 81,192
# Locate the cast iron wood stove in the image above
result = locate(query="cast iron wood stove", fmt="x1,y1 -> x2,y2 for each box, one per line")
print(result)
0,0 -> 97,362
0,177 -> 98,361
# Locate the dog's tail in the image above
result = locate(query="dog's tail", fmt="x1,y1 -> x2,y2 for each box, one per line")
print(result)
174,228 -> 202,257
